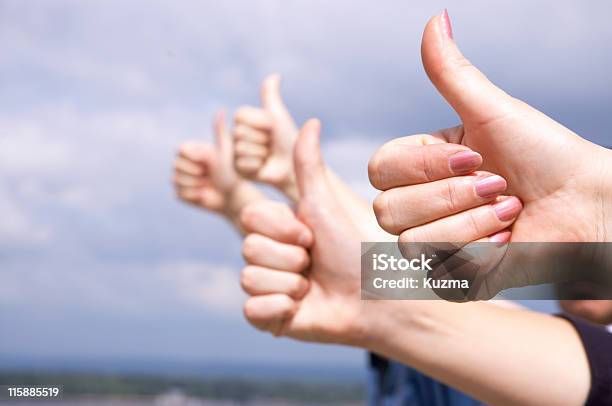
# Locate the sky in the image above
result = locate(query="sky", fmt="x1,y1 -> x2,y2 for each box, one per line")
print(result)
0,0 -> 611,373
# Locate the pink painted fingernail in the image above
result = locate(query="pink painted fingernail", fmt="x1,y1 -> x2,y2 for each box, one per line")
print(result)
449,150 -> 482,174
490,230 -> 511,246
494,197 -> 522,222
475,175 -> 507,198
441,9 -> 453,39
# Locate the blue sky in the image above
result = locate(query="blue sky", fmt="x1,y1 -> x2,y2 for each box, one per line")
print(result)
0,0 -> 611,372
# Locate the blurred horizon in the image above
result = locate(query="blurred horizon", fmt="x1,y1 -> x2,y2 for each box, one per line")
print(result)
1,0 -> 611,375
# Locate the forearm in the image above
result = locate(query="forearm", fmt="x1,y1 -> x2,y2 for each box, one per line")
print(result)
325,168 -> 395,241
363,300 -> 590,406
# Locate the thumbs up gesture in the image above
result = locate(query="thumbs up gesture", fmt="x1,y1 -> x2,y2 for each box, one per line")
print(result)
174,110 -> 260,221
369,10 -> 612,296
232,75 -> 300,200
240,120 -> 366,344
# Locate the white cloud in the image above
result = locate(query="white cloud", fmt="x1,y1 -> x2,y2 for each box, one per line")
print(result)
0,184 -> 50,245
0,258 -> 245,318
0,0 -> 610,365
160,261 -> 246,315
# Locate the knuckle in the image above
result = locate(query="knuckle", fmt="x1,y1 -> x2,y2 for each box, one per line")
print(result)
368,144 -> 393,189
239,204 -> 259,231
372,193 -> 387,218
373,193 -> 395,233
278,295 -> 294,314
466,210 -> 483,237
285,222 -> 304,244
441,178 -> 462,213
290,277 -> 308,298
367,154 -> 381,188
420,150 -> 437,183
233,124 -> 245,139
294,249 -> 310,271
243,299 -> 257,323
241,234 -> 260,261
240,266 -> 257,292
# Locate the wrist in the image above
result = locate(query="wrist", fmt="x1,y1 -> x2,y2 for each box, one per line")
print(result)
223,180 -> 262,220
357,300 -> 451,355
591,145 -> 612,241
354,300 -> 410,351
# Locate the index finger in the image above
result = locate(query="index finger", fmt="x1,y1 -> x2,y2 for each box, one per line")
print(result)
234,106 -> 274,130
369,138 -> 482,190
240,200 -> 313,247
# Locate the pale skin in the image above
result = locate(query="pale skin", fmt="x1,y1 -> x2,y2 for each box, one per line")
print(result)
239,119 -> 590,406
368,10 -> 612,295
236,9 -> 612,404
173,110 -> 265,233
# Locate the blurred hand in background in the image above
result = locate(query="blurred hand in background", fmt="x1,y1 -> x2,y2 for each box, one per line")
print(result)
240,119 -> 367,344
174,110 -> 263,231
233,75 -> 300,200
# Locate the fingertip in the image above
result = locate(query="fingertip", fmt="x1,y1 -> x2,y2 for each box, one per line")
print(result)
264,73 -> 281,90
214,109 -> 226,129
421,12 -> 445,78
305,118 -> 321,133
261,74 -> 282,109
489,229 -> 512,246
296,227 -> 313,248
265,73 -> 281,86
295,118 -> 321,167
493,196 -> 523,222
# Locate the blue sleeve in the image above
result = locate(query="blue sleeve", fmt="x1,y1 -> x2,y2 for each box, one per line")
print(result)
558,314 -> 612,406
367,352 -> 483,406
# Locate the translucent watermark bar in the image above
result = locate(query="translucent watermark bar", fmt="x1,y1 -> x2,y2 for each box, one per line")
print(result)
361,242 -> 612,301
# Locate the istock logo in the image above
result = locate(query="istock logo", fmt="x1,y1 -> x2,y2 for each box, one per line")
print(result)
372,253 -> 433,272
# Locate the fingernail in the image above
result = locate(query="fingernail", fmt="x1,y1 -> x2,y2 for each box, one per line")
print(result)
440,9 -> 453,39
475,175 -> 507,198
449,151 -> 482,174
490,230 -> 511,247
494,197 -> 522,222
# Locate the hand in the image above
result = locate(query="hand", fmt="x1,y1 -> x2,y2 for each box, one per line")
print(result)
232,75 -> 300,199
174,110 -> 256,219
368,10 -> 612,295
232,75 -> 388,239
239,120 -> 366,344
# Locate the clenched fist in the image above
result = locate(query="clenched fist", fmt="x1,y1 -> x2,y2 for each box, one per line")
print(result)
174,110 -> 261,222
232,75 -> 300,200
239,120 -> 367,344
369,10 -> 612,297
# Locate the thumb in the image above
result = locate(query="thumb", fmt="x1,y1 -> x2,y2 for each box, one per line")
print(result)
260,74 -> 288,114
213,109 -> 231,152
421,10 -> 514,126
294,119 -> 329,199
